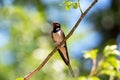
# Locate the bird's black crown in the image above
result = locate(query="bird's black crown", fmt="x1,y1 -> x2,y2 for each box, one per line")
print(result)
53,22 -> 61,28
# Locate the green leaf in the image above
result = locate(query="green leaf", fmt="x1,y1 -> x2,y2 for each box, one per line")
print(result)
78,76 -> 87,80
64,1 -> 72,6
16,77 -> 24,80
88,76 -> 100,80
62,1 -> 72,10
62,1 -> 78,10
78,76 -> 100,80
105,45 -> 117,51
83,49 -> 98,59
107,56 -> 120,69
104,45 -> 120,56
117,72 -> 120,78
101,61 -> 115,70
100,69 -> 116,76
65,5 -> 71,10
72,2 -> 78,9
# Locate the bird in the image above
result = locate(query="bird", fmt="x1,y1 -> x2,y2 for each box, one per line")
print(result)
51,22 -> 75,77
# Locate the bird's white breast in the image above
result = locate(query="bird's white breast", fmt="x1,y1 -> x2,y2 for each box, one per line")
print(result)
52,30 -> 64,45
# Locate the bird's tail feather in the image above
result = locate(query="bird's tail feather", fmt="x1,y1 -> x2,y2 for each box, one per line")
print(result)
68,64 -> 75,77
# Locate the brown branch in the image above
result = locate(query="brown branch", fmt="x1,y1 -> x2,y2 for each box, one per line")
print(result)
24,0 -> 98,80
89,58 -> 96,76
24,47 -> 58,80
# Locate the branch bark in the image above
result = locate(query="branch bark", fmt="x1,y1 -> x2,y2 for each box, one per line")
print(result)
24,0 -> 98,80
89,58 -> 96,76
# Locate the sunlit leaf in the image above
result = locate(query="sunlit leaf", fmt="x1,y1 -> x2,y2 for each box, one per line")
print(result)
63,1 -> 72,10
100,69 -> 116,76
72,2 -> 78,9
104,45 -> 120,56
117,72 -> 120,78
62,1 -> 78,10
78,76 -> 100,80
65,5 -> 71,10
106,56 -> 120,69
88,76 -> 100,80
62,1 -> 72,6
83,49 -> 98,59
101,61 -> 112,69
16,77 -> 24,80
105,45 -> 117,51
78,76 -> 87,80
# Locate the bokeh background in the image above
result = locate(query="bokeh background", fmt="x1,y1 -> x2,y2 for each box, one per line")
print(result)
0,0 -> 120,80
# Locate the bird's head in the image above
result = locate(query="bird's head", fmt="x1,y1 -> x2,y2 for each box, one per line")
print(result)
53,22 -> 61,28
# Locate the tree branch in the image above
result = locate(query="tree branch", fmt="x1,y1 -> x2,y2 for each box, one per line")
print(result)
89,58 -> 96,76
24,0 -> 98,80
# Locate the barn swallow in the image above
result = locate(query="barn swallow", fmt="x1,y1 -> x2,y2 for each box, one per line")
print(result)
51,22 -> 75,77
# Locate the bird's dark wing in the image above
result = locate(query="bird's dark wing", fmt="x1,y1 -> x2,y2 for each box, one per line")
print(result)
58,44 -> 70,65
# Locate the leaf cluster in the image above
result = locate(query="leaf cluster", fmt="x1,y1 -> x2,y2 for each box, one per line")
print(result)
62,0 -> 79,10
79,45 -> 120,80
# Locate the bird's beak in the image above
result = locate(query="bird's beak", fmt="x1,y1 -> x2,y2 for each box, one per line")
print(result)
53,22 -> 59,28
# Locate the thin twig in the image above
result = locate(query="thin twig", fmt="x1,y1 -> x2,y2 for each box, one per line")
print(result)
93,56 -> 104,76
89,58 -> 96,76
24,0 -> 98,80
78,0 -> 83,14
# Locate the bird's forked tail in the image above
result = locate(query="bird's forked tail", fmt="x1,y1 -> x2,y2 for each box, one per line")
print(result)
68,64 -> 75,77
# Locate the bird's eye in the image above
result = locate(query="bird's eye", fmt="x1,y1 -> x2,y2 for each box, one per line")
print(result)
53,22 -> 60,27
56,23 -> 60,27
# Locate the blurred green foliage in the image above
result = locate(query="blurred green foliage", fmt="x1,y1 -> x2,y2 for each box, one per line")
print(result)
0,0 -> 120,80
16,44 -> 120,80
78,76 -> 100,80
0,5 -> 78,80
79,45 -> 120,80
84,49 -> 98,59
16,77 -> 24,80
